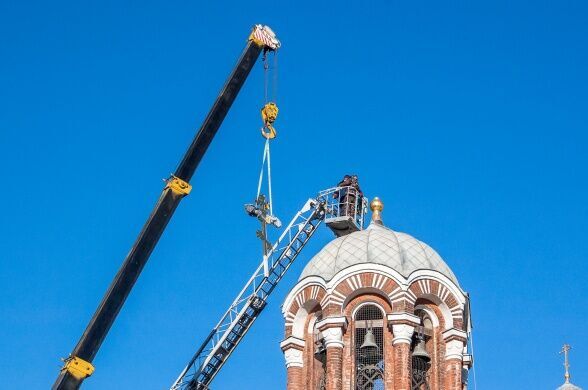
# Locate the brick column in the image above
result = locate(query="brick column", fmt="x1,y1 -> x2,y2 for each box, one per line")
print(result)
317,316 -> 347,390
442,328 -> 467,390
388,313 -> 420,390
280,336 -> 306,390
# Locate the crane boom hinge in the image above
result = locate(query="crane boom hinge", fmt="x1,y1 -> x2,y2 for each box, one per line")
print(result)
61,356 -> 95,380
166,176 -> 192,196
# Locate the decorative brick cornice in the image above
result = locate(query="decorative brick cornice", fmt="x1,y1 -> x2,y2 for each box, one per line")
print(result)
280,336 -> 305,352
442,328 -> 467,343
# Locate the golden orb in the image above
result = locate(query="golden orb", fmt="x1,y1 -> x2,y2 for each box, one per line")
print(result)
370,197 -> 384,212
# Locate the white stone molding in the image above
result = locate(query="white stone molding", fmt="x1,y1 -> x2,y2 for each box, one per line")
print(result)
316,316 -> 347,349
280,336 -> 306,368
283,347 -> 304,368
283,265 -> 467,319
280,336 -> 306,350
414,304 -> 440,328
391,323 -> 416,345
444,339 -> 465,361
321,327 -> 345,348
387,312 -> 420,325
351,301 -> 386,319
316,316 -> 347,330
442,328 -> 468,342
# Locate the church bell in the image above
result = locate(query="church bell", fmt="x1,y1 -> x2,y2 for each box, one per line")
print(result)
412,335 -> 431,361
360,328 -> 379,351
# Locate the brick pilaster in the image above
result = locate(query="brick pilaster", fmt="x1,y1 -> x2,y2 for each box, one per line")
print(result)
325,345 -> 343,390
444,358 -> 462,390
442,328 -> 467,390
281,336 -> 306,390
286,366 -> 304,390
317,316 -> 347,390
388,312 -> 420,390
387,312 -> 420,390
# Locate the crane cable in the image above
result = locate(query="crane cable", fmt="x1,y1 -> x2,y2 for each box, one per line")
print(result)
256,50 -> 278,216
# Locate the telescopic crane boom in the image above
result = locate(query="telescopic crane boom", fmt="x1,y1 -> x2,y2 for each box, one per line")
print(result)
171,188 -> 368,390
52,25 -> 280,390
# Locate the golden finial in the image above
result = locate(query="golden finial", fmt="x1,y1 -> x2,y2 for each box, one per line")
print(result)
370,197 -> 384,224
560,344 -> 572,384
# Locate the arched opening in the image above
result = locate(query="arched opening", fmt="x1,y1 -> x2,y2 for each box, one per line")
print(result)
354,304 -> 385,390
411,309 -> 433,390
311,311 -> 326,390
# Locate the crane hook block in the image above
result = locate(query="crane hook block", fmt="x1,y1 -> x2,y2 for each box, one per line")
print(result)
261,102 -> 278,139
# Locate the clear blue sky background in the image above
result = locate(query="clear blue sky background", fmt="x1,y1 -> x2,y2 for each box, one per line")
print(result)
1,1 -> 587,389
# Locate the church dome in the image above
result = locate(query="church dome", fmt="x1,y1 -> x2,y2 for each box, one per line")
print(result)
299,222 -> 459,284
558,384 -> 582,390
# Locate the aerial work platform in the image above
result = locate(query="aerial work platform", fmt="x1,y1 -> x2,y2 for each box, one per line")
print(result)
320,186 -> 368,237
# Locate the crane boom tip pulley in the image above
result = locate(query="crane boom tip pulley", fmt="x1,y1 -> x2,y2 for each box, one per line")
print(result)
249,24 -> 281,51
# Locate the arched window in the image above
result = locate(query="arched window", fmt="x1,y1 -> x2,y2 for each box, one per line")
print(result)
354,304 -> 385,390
411,310 -> 432,390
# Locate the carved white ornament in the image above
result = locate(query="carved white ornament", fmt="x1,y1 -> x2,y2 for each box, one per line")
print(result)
444,339 -> 464,361
283,347 -> 304,368
322,326 -> 345,348
392,324 -> 416,345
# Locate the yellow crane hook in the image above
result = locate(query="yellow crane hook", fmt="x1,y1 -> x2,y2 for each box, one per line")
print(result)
260,102 -> 278,139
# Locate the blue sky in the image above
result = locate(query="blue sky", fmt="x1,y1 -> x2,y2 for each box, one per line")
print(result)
1,1 -> 587,388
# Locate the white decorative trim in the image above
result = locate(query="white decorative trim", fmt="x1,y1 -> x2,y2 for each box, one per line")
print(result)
283,265 -> 467,318
280,336 -> 306,350
291,305 -> 309,339
412,293 -> 455,330
391,324 -> 416,345
282,279 -> 326,316
442,328 -> 467,342
282,347 -> 304,368
445,339 -> 464,361
387,312 -> 420,325
351,301 -> 386,319
321,326 -> 345,349
316,316 -> 347,331
414,304 -> 440,328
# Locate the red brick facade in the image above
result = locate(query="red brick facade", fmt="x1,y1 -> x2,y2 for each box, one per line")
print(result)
282,270 -> 471,390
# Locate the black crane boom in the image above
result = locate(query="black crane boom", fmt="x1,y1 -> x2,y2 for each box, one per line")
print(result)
52,25 -> 280,390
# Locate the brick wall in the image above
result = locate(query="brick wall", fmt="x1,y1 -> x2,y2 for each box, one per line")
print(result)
283,273 -> 467,390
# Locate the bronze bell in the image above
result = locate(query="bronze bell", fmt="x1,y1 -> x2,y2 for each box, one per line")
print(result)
412,335 -> 431,361
360,328 -> 379,351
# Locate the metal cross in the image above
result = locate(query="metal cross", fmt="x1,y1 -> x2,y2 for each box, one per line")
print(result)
559,344 -> 571,383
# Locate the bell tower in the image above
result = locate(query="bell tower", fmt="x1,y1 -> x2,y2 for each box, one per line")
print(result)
281,198 -> 473,390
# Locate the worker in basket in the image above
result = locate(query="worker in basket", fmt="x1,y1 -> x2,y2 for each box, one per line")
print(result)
334,174 -> 363,217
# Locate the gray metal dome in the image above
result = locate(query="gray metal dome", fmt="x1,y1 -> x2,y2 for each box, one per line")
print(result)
300,222 -> 459,284
558,384 -> 582,390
